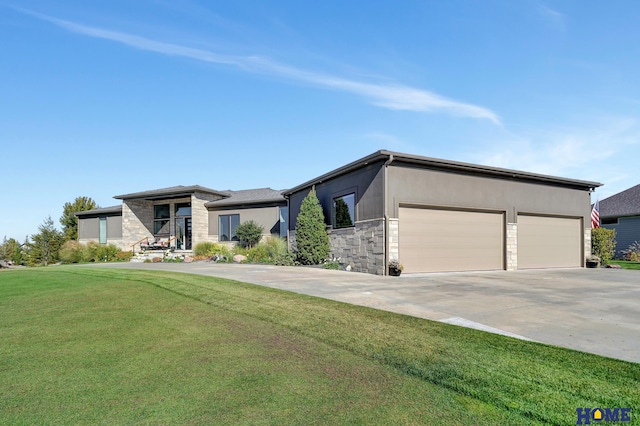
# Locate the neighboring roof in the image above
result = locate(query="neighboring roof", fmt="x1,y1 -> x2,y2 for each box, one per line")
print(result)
284,149 -> 603,195
205,188 -> 286,208
599,184 -> 640,218
114,185 -> 229,200
74,205 -> 123,217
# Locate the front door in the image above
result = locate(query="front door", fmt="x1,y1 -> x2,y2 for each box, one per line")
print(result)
175,217 -> 192,250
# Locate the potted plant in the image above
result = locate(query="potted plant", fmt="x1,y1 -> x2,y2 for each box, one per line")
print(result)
586,255 -> 601,268
388,259 -> 404,276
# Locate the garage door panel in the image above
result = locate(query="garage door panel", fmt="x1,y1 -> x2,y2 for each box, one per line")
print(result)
518,215 -> 581,269
399,208 -> 504,273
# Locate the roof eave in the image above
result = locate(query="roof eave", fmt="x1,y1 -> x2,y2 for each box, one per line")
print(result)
284,150 -> 602,195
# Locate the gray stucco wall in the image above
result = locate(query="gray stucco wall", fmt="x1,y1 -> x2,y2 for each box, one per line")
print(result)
208,205 -> 283,243
387,163 -> 591,222
288,161 -> 385,230
602,216 -> 640,257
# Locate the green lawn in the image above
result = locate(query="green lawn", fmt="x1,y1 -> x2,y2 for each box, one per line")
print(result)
609,260 -> 640,270
1,268 -> 638,425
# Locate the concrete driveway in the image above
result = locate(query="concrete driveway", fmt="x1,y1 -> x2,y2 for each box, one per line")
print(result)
90,262 -> 640,363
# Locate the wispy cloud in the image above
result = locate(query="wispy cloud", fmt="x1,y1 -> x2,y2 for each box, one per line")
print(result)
474,117 -> 640,196
27,11 -> 500,124
538,5 -> 565,29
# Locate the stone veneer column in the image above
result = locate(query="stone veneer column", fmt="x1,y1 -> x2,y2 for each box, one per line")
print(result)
388,218 -> 399,263
191,191 -> 223,247
506,223 -> 518,271
122,200 -> 154,249
584,228 -> 591,266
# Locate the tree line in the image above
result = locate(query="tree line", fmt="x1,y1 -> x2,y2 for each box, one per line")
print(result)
1,197 -> 97,266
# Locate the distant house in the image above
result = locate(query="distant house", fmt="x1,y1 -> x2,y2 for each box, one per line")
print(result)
599,184 -> 640,257
76,149 -> 601,275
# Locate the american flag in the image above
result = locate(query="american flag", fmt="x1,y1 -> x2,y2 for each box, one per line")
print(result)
591,200 -> 600,228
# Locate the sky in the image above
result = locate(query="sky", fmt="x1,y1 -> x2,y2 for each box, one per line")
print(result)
2,0 -> 640,240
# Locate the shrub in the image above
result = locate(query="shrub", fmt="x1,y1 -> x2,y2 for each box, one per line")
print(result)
323,261 -> 340,270
115,251 -> 133,262
294,187 -> 329,265
193,242 -> 231,259
273,251 -> 296,266
236,220 -> 264,248
61,241 -> 127,263
59,240 -> 83,263
621,241 -> 640,262
82,241 -> 100,262
247,244 -> 271,263
231,245 -> 249,257
95,244 -> 119,262
591,228 -> 616,265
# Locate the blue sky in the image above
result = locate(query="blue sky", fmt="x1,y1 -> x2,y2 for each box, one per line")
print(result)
2,0 -> 639,240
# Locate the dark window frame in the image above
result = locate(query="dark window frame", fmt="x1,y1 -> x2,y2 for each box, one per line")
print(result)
219,214 -> 240,241
332,192 -> 355,229
154,204 -> 170,236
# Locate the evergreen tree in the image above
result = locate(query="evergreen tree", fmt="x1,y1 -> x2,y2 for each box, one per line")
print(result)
28,216 -> 63,266
60,196 -> 98,241
0,237 -> 24,264
294,187 -> 329,265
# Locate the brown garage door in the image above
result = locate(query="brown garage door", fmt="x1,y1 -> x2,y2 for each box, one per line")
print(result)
398,207 -> 505,273
517,215 -> 582,269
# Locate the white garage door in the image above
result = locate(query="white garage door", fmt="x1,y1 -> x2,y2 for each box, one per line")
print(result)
398,207 -> 505,273
517,215 -> 582,269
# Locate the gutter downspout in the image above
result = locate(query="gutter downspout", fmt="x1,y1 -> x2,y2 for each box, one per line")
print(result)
383,154 -> 394,276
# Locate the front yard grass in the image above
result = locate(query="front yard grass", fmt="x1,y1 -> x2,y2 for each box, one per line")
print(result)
609,259 -> 640,270
1,267 -> 638,425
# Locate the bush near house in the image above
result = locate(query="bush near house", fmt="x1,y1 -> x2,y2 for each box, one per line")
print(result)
193,242 -> 232,259
59,241 -> 128,263
621,241 -> 640,262
294,187 -> 329,265
235,220 -> 264,248
591,227 -> 616,265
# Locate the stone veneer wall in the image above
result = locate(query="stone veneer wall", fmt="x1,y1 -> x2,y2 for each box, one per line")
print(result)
288,219 -> 386,275
122,200 -> 154,249
506,223 -> 517,271
327,219 -> 386,275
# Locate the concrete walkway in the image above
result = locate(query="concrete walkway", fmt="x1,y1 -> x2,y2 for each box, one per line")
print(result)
87,262 -> 640,363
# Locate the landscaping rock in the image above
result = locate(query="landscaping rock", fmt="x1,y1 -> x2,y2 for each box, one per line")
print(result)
607,264 -> 622,269
233,254 -> 247,263
184,256 -> 193,263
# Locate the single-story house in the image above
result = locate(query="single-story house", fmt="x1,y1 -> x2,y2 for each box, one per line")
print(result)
77,149 -> 601,275
599,184 -> 640,256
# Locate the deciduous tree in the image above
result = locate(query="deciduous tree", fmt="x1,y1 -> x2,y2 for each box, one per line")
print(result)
235,220 -> 264,248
